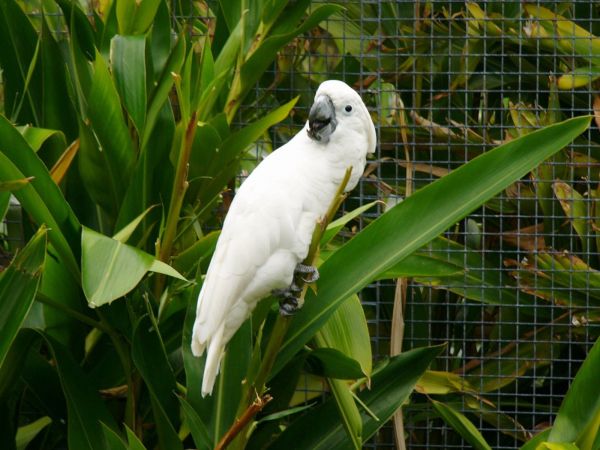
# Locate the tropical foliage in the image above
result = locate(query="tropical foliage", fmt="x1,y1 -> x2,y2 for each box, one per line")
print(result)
0,1 -> 598,450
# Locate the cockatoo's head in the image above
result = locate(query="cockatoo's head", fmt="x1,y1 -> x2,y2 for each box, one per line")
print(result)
307,80 -> 376,154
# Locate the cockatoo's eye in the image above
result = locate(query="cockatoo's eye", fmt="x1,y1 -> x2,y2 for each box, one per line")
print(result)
344,105 -> 353,113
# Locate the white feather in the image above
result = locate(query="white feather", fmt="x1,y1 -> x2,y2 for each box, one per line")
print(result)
191,80 -> 376,396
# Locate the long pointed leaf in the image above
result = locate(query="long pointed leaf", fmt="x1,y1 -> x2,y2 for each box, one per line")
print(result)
268,345 -> 444,449
0,227 -> 46,368
273,116 -> 591,375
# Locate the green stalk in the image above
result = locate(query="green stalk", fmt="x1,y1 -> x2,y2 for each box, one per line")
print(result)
228,168 -> 353,450
158,111 -> 198,263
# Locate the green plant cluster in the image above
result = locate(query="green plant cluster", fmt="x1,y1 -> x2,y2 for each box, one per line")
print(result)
0,1 -> 598,450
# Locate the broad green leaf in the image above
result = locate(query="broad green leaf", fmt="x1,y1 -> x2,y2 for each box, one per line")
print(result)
172,230 -> 219,275
41,333 -> 118,450
54,0 -> 95,60
558,67 -> 600,90
111,35 -> 147,135
547,337 -> 600,445
305,348 -> 365,380
40,18 -> 78,140
376,253 -> 463,279
16,416 -> 52,450
0,115 -> 80,277
81,226 -> 185,307
117,0 -> 161,35
520,430 -> 552,450
112,205 -> 157,243
524,5 -> 600,64
431,400 -> 492,450
321,201 -> 379,245
87,51 -> 136,213
316,294 -> 372,378
537,444 -> 579,450
0,330 -> 38,400
17,125 -> 64,152
132,315 -> 182,450
273,116 -> 591,375
0,1 -> 41,124
416,370 -> 477,395
100,423 -> 127,450
553,181 -> 591,253
237,4 -> 342,103
0,227 -> 46,368
0,177 -> 33,192
142,34 -> 185,148
328,378 -> 362,450
178,396 -> 212,450
211,320 -> 252,441
125,425 -> 148,450
267,345 -> 443,449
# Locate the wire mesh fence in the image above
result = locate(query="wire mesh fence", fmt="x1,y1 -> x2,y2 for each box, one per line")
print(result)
253,1 -> 600,448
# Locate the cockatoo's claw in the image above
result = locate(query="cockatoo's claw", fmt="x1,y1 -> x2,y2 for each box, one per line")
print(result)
294,264 -> 319,283
279,296 -> 299,316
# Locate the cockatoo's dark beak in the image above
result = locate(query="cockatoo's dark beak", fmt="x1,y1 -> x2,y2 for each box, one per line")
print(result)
308,95 -> 337,142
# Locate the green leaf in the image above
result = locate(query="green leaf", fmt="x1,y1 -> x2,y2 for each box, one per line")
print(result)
305,348 -> 365,380
132,315 -> 182,450
553,181 -> 591,253
117,0 -> 161,35
0,177 -> 33,192
0,1 -> 41,124
81,226 -> 185,307
273,116 -> 591,375
101,423 -> 127,450
238,4 -> 342,98
111,35 -> 147,135
41,333 -> 118,450
316,294 -> 372,378
0,227 -> 46,368
267,345 -> 443,449
0,115 -> 80,277
321,201 -> 378,245
17,125 -> 64,152
54,0 -> 96,61
125,425 -> 148,450
431,400 -> 493,450
87,51 -> 136,214
15,416 -> 52,450
537,444 -> 580,450
328,378 -> 362,450
112,205 -> 157,243
178,396 -> 211,450
142,34 -> 185,148
547,337 -> 600,445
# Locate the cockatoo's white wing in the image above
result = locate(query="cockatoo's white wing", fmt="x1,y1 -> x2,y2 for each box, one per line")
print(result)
192,142 -> 326,396
191,80 -> 376,396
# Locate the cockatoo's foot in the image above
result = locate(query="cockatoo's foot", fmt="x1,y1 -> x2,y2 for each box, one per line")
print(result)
294,264 -> 319,283
273,283 -> 302,316
279,295 -> 300,316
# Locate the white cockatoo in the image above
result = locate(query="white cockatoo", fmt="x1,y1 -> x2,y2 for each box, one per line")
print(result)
191,80 -> 376,396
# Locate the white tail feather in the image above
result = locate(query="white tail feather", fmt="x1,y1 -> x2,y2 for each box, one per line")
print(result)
200,323 -> 226,397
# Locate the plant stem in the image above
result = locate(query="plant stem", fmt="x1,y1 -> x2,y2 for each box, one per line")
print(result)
159,111 -> 198,263
154,112 -> 198,300
214,394 -> 273,450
